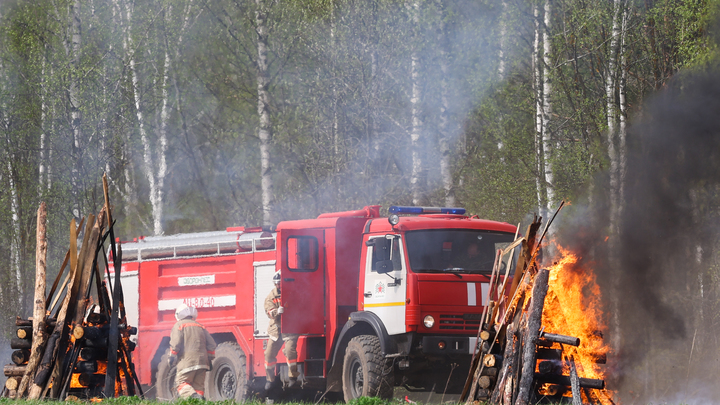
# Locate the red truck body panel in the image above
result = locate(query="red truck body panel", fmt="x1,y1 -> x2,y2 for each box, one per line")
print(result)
116,206 -> 518,398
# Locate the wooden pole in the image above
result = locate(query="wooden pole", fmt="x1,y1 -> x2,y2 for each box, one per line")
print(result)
43,218 -> 81,399
568,355 -> 582,405
515,268 -> 550,405
17,203 -> 49,398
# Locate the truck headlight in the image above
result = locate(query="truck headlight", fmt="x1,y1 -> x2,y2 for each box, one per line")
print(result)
423,315 -> 435,328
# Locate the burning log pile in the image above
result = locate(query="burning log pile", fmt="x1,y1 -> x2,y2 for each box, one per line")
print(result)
462,203 -> 614,405
3,175 -> 142,400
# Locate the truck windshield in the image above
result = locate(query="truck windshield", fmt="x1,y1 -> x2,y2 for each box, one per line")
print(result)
405,229 -> 516,274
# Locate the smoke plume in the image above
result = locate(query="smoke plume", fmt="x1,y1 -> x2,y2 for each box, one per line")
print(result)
553,71 -> 720,403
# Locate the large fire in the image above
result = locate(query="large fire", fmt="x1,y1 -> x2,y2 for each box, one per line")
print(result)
541,242 -> 615,403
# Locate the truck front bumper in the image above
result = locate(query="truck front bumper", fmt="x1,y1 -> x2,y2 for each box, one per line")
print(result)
421,335 -> 478,355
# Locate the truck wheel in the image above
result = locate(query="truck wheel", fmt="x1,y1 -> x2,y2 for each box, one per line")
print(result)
156,351 -> 178,401
342,335 -> 394,402
206,342 -> 248,401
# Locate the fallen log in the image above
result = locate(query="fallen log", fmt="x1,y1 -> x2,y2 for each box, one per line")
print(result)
484,354 -> 503,368
481,367 -> 498,377
478,375 -> 495,389
542,384 -> 565,396
4,365 -> 26,377
475,389 -> 490,399
79,326 -> 105,341
537,360 -> 559,375
536,348 -> 563,360
11,350 -> 30,366
85,337 -> 108,348
5,377 -> 20,391
75,361 -> 97,374
540,332 -> 580,347
536,348 -> 606,364
78,373 -> 106,388
16,327 -> 32,340
534,373 -> 605,390
79,348 -> 96,362
10,338 -> 31,350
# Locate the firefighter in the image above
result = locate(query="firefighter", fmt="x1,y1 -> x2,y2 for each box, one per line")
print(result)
456,242 -> 484,270
264,270 -> 299,390
168,304 -> 217,399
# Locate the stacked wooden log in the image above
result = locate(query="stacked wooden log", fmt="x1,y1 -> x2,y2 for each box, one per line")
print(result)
2,175 -> 142,400
462,202 -> 613,405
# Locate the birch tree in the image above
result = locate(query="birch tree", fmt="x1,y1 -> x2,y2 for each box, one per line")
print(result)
541,0 -> 554,214
408,0 -> 424,206
68,0 -> 83,220
0,80 -> 20,308
116,0 -> 177,236
256,0 -> 274,226
606,0 -> 624,237
533,2 -> 545,212
435,0 -> 454,206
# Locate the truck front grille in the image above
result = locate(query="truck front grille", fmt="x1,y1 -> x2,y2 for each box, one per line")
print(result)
439,314 -> 482,331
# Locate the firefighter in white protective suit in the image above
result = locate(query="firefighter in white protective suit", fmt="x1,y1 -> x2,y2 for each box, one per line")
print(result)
264,271 -> 299,391
168,304 -> 217,399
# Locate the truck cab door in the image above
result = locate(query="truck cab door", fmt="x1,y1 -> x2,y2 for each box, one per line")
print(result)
279,229 -> 325,335
363,234 -> 407,335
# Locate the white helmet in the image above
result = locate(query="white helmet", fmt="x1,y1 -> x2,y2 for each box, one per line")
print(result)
175,304 -> 198,321
273,271 -> 281,286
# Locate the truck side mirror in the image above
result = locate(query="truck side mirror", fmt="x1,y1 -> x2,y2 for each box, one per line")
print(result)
376,259 -> 394,274
367,238 -> 391,262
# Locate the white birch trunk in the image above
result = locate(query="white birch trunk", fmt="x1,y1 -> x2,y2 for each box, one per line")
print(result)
606,0 -> 622,236
256,0 -> 273,226
618,0 -> 629,215
606,0 -> 623,355
69,0 -> 82,220
0,40 -> 15,305
498,0 -> 508,80
533,3 -> 544,212
436,0 -> 454,207
7,160 -> 22,307
154,22 -> 172,235
541,0 -> 554,214
408,0 -> 423,206
119,0 -> 168,235
371,48 -> 380,163
39,56 -> 48,195
330,6 -> 339,167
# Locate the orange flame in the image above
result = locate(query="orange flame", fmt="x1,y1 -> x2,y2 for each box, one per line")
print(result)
70,373 -> 84,388
542,242 -> 615,403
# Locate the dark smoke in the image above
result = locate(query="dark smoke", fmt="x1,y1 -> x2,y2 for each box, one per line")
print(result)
553,71 -> 720,403
616,71 -> 720,402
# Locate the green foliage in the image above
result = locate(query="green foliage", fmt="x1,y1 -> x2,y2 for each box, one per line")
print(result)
348,396 -> 395,405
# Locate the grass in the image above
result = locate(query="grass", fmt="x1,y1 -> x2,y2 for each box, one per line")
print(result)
0,397 -> 409,405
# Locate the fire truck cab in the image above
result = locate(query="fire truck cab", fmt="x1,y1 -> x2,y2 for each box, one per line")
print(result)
119,206 -> 517,401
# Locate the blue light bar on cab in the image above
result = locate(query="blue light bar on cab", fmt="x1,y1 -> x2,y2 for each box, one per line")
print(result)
389,206 -> 466,215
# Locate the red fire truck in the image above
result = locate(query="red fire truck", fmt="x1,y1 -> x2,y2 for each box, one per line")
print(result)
114,205 -> 517,401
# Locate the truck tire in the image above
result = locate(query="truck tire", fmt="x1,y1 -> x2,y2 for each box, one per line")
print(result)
206,342 -> 248,401
156,351 -> 178,401
342,335 -> 394,402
